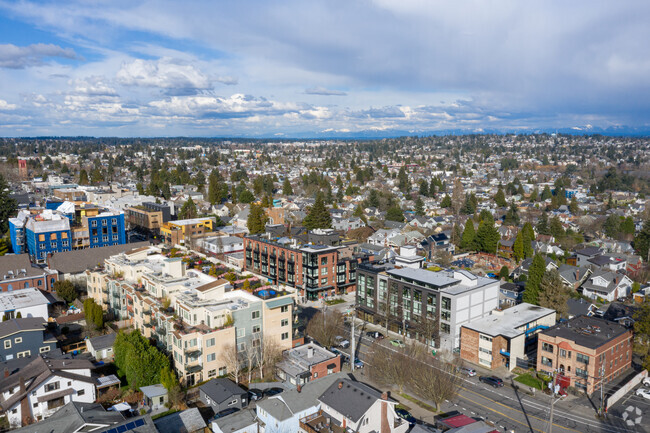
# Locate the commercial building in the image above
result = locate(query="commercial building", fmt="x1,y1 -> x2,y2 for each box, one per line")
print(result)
536,316 -> 633,394
0,254 -> 58,293
9,202 -> 126,263
243,234 -> 360,300
160,217 -> 214,246
86,247 -> 294,386
460,303 -> 556,371
356,264 -> 500,351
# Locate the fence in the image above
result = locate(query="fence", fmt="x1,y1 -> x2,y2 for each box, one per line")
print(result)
605,370 -> 648,409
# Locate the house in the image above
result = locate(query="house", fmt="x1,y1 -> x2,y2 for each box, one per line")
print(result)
460,303 -> 556,371
0,318 -> 57,361
140,384 -> 168,412
211,408 -> 257,433
154,407 -> 207,433
566,298 -> 597,319
0,287 -> 50,321
10,402 -> 155,433
300,378 -> 409,433
557,264 -> 591,290
498,282 -> 524,307
512,256 -> 558,279
420,232 -> 454,260
86,333 -> 116,361
0,356 -> 97,427
199,378 -> 248,413
573,246 -> 603,267
580,270 -> 632,302
497,239 -> 515,258
537,316 -> 633,394
276,343 -> 341,386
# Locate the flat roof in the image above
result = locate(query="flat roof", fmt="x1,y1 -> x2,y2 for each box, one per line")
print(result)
387,267 -> 459,288
462,303 -> 556,338
540,315 -> 630,350
0,288 -> 50,312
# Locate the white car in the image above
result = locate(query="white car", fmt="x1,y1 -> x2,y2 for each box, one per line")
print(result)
635,388 -> 650,400
643,377 -> 650,387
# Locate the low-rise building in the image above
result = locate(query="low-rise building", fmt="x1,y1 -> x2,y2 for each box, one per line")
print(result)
0,318 -> 57,361
536,316 -> 633,394
276,343 -> 341,386
460,303 -> 556,371
0,254 -> 58,293
0,288 -> 50,321
580,270 -> 632,302
199,378 -> 248,413
160,217 -> 214,246
86,333 -> 116,360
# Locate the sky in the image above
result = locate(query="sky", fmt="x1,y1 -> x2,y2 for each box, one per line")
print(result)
0,0 -> 649,137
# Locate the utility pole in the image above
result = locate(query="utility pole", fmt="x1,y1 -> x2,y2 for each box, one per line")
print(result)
599,366 -> 605,416
548,370 -> 557,433
351,307 -> 356,372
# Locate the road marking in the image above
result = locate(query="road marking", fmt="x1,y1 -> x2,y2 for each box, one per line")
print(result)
458,391 -> 548,433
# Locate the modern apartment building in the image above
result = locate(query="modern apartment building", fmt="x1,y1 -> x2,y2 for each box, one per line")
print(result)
86,247 -> 294,386
10,203 -> 126,263
243,234 -> 359,301
125,205 -> 165,235
355,264 -> 500,351
160,217 -> 214,246
536,316 -> 633,395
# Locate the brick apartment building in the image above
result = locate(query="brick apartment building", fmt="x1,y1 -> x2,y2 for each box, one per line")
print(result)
536,316 -> 633,395
0,254 -> 58,292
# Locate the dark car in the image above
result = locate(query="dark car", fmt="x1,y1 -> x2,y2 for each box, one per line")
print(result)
395,408 -> 416,425
264,387 -> 284,397
366,331 -> 385,340
213,407 -> 240,419
479,376 -> 504,388
248,388 -> 264,401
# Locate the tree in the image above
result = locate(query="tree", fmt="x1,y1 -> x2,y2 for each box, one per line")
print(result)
78,169 -> 89,185
499,266 -> 510,280
238,189 -> 255,204
522,222 -> 535,258
549,216 -> 565,238
305,309 -> 344,348
207,171 -> 228,204
461,221 -> 476,250
621,216 -> 635,235
54,280 -> 77,303
634,219 -> 650,261
398,166 -> 409,192
386,205 -> 404,222
282,178 -> 293,196
503,202 -> 520,226
440,194 -> 452,208
160,365 -> 183,408
414,197 -> 425,216
538,269 -> 570,318
408,352 -> 462,411
529,187 -> 539,202
474,219 -> 500,254
536,212 -> 550,236
569,196 -> 579,215
367,342 -> 415,394
603,214 -> 621,238
83,298 -> 104,330
247,204 -> 269,234
451,179 -> 464,215
523,253 -> 546,305
303,192 -> 332,230
256,337 -> 282,380
541,185 -> 552,201
418,179 -> 428,196
0,174 -> 17,234
113,330 -> 171,388
513,231 -> 524,262
494,188 -> 507,207
178,197 -> 197,219
634,299 -> 650,370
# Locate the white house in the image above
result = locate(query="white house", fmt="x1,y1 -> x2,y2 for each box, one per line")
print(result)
0,356 -> 96,428
0,288 -> 50,321
199,236 -> 244,255
580,270 -> 632,302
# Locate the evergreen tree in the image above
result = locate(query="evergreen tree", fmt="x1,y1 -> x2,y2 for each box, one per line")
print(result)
523,253 -> 546,305
303,193 -> 332,229
440,194 -> 452,208
513,231 -> 524,262
428,178 -> 437,197
634,219 -> 650,261
282,178 -> 293,195
419,180 -> 428,196
398,166 -> 409,192
161,183 -> 171,200
474,219 -> 500,254
247,204 -> 269,234
549,216 -> 565,238
78,169 -> 89,185
461,221 -> 476,250
353,204 -> 364,218
529,187 -> 538,202
208,171 -> 228,204
499,266 -> 510,280
538,269 -> 569,318
451,223 -> 463,247
621,216 -> 635,235
238,189 -> 255,204
0,174 -> 16,234
178,197 -> 197,219
569,196 -> 579,215
414,197 -> 425,216
386,205 -> 405,222
503,202 -> 520,226
522,222 -> 535,258
494,188 -> 507,207
54,280 -> 77,303
541,185 -> 552,201
536,213 -> 550,236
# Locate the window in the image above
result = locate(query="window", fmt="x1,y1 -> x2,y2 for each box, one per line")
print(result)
51,241 -> 57,248
208,369 -> 216,378
47,397 -> 65,410
541,356 -> 553,367
77,389 -> 85,396
441,323 -> 450,334
321,257 -> 328,266
441,311 -> 451,321
14,337 -> 22,344
321,267 -> 328,276
575,368 -> 588,378
206,338 -> 215,347
281,332 -> 289,340
576,353 -> 590,365
252,311 -> 260,319
33,402 -> 38,408
321,277 -> 328,285
111,218 -> 117,225
281,319 -> 289,327
314,372 -> 318,378
4,340 -> 10,349
479,347 -> 492,355
91,220 -> 97,227
560,349 -> 571,358
480,335 -> 492,342
219,367 -> 227,376
17,351 -> 30,358
237,328 -> 245,338
207,353 -> 216,362
280,306 -> 289,313
45,382 -> 60,392
253,325 -> 261,333
542,342 -> 554,353
441,297 -> 451,310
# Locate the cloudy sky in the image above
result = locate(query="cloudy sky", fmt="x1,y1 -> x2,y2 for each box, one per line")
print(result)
0,0 -> 649,137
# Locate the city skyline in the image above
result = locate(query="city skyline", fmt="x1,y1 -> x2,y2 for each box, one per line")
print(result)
1,0 -> 649,137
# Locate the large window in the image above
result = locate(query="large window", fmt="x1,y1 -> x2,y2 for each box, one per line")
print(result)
441,297 -> 451,310
575,367 -> 588,378
45,381 -> 60,392
576,353 -> 590,365
47,397 -> 65,410
542,342 -> 554,353
541,356 -> 553,367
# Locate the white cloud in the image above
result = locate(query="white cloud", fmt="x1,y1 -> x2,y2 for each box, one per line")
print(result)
0,100 -> 17,110
0,43 -> 77,69
116,58 -> 211,92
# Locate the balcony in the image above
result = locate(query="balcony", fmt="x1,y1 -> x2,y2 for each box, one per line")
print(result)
299,413 -> 346,433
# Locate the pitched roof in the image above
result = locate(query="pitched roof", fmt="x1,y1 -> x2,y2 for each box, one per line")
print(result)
0,317 -> 48,339
154,407 -> 207,433
317,378 -> 385,423
0,254 -> 46,279
199,378 -> 246,404
48,241 -> 150,274
87,332 -> 117,351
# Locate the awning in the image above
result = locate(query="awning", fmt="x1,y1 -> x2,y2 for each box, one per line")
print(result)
326,363 -> 337,369
108,402 -> 132,411
37,388 -> 74,402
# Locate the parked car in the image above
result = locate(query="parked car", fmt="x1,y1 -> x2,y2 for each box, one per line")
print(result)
264,387 -> 284,397
390,339 -> 405,348
642,377 -> 650,387
636,388 -> 650,400
459,367 -> 477,377
213,408 -> 240,419
479,376 -> 504,388
335,336 -> 350,348
395,408 -> 416,425
248,389 -> 263,401
354,358 -> 364,369
366,331 -> 385,340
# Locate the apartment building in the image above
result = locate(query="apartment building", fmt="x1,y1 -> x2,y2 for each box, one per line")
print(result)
536,316 -> 633,394
160,217 -> 214,246
356,264 -> 500,351
86,247 -> 294,386
125,205 -> 165,235
0,254 -> 58,292
243,235 -> 359,301
10,203 -> 126,263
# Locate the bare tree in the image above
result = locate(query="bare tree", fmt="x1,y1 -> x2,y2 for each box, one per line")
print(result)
408,353 -> 462,411
411,311 -> 439,353
243,339 -> 258,384
367,342 -> 420,393
305,309 -> 344,348
219,343 -> 242,384
451,179 -> 464,216
257,337 -> 282,381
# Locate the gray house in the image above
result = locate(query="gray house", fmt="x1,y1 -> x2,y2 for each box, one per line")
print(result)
199,378 -> 248,413
0,318 -> 57,361
86,333 -> 116,360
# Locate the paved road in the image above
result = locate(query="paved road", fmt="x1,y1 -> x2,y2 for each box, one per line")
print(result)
333,321 -> 647,433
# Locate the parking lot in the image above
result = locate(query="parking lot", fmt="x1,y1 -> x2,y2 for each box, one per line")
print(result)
607,377 -> 650,430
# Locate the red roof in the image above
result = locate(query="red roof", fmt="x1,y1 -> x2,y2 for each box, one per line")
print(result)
442,414 -> 476,428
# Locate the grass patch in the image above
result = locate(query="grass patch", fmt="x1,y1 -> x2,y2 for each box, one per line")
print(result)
399,393 -> 437,413
426,266 -> 442,272
151,408 -> 179,420
325,298 -> 346,306
515,373 -> 545,390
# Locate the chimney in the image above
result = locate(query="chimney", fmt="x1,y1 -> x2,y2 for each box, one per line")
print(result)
297,385 -> 302,393
338,381 -> 343,389
380,394 -> 390,433
342,418 -> 347,429
307,346 -> 314,358
19,376 -> 33,427
4,367 -> 8,378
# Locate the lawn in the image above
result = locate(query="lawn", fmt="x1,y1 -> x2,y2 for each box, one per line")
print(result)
514,373 -> 546,390
325,298 -> 346,306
